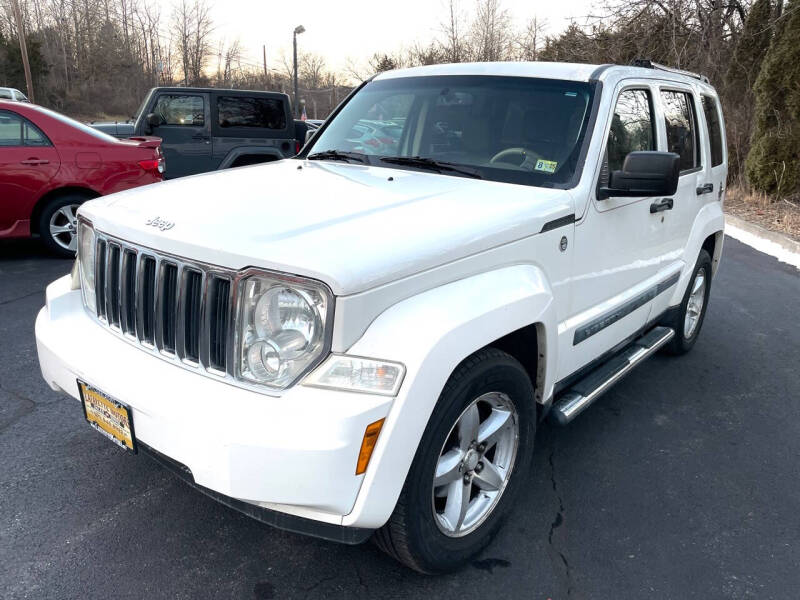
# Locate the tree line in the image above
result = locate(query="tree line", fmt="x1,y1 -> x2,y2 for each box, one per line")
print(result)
1,0 -> 797,198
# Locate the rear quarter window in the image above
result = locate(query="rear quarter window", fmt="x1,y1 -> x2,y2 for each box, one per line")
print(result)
217,96 -> 287,130
701,95 -> 724,167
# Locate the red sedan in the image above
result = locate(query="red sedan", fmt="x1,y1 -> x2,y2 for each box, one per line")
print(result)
0,101 -> 164,256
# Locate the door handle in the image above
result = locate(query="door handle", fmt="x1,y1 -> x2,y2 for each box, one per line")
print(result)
696,183 -> 714,195
20,158 -> 50,165
650,198 -> 674,213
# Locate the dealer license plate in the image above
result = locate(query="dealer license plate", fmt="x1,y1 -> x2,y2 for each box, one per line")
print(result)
78,380 -> 137,452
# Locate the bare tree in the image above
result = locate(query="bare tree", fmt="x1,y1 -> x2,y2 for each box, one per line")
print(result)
469,0 -> 513,61
440,0 -> 468,62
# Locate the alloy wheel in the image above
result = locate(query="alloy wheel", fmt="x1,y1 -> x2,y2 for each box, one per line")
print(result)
431,391 -> 519,537
49,204 -> 81,252
684,269 -> 707,338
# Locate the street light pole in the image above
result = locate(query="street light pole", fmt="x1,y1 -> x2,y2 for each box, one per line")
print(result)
293,25 -> 305,119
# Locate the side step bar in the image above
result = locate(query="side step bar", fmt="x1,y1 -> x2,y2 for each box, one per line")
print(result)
551,326 -> 675,426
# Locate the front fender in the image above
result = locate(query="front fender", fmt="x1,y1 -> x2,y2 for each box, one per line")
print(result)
341,264 -> 556,528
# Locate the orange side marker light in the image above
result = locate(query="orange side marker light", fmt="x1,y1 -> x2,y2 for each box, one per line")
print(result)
356,419 -> 385,475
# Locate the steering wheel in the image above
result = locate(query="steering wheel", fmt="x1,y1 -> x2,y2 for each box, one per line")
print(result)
489,147 -> 542,170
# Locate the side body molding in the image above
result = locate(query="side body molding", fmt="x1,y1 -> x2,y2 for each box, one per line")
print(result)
342,264 -> 557,528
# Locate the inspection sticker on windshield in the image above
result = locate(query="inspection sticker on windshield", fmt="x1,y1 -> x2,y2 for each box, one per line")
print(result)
534,159 -> 558,174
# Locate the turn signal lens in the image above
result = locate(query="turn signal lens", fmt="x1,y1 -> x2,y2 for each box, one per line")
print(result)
356,419 -> 385,475
303,355 -> 405,396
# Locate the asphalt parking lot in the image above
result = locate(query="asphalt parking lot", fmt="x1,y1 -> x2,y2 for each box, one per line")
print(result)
1,236 -> 799,599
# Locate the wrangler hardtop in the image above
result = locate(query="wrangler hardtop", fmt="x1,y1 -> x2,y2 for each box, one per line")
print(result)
91,86 -> 302,178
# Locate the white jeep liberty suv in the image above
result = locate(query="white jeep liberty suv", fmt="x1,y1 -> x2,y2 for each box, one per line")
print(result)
35,61 -> 727,572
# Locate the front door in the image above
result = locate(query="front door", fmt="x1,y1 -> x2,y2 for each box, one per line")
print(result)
149,92 -> 213,178
0,109 -> 60,234
560,83 -> 668,380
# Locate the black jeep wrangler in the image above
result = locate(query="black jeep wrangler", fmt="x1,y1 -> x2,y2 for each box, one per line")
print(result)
91,87 -> 304,179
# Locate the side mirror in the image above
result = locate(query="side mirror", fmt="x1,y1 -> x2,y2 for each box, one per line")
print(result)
599,151 -> 680,199
305,129 -> 316,144
146,112 -> 163,128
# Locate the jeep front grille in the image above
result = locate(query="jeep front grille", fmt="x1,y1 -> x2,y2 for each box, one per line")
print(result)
93,234 -> 234,376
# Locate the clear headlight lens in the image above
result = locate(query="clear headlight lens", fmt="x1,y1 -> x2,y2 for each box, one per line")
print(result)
77,220 -> 96,313
303,355 -> 405,396
237,274 -> 332,389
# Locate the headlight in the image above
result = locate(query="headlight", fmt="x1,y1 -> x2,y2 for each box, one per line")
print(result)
77,220 -> 96,313
236,273 -> 332,389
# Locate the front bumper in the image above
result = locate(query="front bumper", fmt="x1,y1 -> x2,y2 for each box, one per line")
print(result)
35,275 -> 393,530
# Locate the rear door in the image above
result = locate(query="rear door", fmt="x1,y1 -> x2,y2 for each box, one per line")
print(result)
148,92 -> 213,178
0,110 -> 60,233
649,86 -> 705,317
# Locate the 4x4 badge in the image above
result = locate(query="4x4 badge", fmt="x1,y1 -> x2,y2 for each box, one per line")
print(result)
145,216 -> 175,231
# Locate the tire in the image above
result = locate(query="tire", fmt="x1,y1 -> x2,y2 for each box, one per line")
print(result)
38,194 -> 88,258
664,249 -> 713,355
373,348 -> 536,573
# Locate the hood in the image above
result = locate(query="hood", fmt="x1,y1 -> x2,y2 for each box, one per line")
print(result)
80,160 -> 574,295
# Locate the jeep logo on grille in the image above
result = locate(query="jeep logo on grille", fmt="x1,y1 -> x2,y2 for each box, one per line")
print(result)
145,216 -> 175,231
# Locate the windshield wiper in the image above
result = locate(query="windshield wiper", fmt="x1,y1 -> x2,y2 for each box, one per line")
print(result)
379,156 -> 482,179
307,150 -> 367,164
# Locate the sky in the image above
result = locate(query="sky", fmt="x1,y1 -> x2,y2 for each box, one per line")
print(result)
186,0 -> 597,78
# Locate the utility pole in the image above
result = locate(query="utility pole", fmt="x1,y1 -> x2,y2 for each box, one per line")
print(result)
262,45 -> 268,79
10,0 -> 35,104
293,25 -> 305,118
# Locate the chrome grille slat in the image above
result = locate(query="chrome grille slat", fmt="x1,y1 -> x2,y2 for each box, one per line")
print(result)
91,232 -> 232,379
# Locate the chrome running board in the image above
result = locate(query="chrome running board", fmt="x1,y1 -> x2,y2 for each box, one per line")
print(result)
552,326 -> 675,425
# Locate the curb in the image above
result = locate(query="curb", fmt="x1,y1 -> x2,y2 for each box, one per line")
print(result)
724,213 -> 800,269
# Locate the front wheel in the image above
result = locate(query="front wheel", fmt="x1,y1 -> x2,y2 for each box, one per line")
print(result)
374,348 -> 535,573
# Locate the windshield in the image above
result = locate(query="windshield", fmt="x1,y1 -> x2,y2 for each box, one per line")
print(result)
308,75 -> 594,187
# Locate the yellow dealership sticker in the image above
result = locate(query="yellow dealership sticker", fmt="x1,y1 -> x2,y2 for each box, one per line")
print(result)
534,159 -> 558,174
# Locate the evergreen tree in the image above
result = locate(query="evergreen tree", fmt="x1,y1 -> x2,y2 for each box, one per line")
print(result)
745,0 -> 800,195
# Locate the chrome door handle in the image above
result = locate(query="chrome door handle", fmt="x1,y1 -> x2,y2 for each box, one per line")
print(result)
696,183 -> 714,195
20,158 -> 49,165
650,198 -> 674,213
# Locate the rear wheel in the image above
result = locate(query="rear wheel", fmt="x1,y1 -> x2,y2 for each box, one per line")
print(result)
664,249 -> 712,355
38,194 -> 89,257
374,348 -> 535,573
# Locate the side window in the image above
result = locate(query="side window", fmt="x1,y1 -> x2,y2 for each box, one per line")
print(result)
0,111 -> 22,146
0,89 -> 12,100
701,95 -> 724,167
661,90 -> 700,172
607,89 -> 655,172
154,94 -> 205,126
217,96 -> 287,129
23,121 -> 49,146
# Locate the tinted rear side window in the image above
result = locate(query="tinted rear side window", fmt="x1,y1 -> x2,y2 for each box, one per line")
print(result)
0,110 -> 22,145
217,96 -> 286,130
701,95 -> 724,167
607,89 -> 655,172
661,90 -> 700,172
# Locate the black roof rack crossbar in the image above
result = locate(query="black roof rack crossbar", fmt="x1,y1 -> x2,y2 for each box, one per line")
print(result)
630,59 -> 710,84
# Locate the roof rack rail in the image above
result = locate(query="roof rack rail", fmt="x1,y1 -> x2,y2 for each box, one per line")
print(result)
631,59 -> 710,84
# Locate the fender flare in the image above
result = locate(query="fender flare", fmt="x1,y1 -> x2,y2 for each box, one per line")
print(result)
342,264 -> 557,528
217,146 -> 285,170
668,202 -> 725,306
